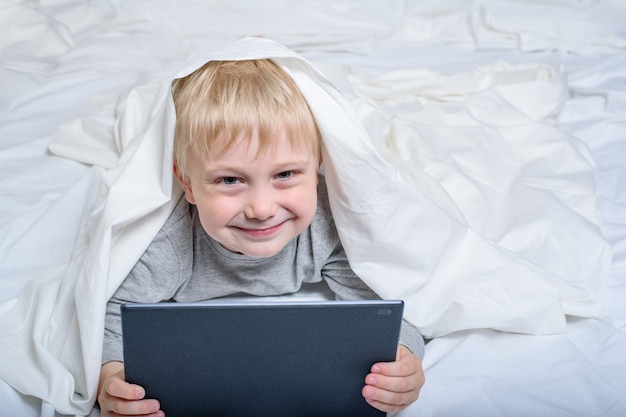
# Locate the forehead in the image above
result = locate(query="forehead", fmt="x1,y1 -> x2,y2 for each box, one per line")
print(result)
196,126 -> 319,166
205,125 -> 319,162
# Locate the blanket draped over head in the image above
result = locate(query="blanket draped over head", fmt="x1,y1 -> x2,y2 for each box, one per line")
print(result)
0,37 -> 611,414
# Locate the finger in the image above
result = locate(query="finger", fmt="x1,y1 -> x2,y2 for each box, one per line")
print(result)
108,398 -> 162,417
363,347 -> 424,413
371,346 -> 422,378
102,378 -> 162,416
371,357 -> 419,378
364,397 -> 406,414
362,384 -> 415,413
365,373 -> 418,395
106,377 -> 146,401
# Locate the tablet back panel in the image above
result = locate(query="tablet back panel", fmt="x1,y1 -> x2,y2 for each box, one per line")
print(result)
121,300 -> 403,417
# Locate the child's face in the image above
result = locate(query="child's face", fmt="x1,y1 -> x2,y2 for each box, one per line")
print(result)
175,128 -> 320,258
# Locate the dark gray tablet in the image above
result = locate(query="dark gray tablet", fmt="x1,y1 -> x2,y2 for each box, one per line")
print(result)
121,300 -> 403,417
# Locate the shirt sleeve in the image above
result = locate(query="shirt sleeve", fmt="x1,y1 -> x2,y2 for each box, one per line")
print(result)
102,227 -> 191,364
398,318 -> 425,359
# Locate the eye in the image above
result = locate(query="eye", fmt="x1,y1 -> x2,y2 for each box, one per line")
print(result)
220,177 -> 240,185
276,171 -> 293,179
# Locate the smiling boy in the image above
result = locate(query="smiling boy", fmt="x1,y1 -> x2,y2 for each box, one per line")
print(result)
97,59 -> 425,417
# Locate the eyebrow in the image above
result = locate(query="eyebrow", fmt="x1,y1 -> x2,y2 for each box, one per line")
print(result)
201,158 -> 315,177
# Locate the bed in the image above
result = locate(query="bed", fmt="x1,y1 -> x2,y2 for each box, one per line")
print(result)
1,1 -> 625,416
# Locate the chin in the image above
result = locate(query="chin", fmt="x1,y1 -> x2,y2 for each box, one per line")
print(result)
241,246 -> 284,259
219,237 -> 290,259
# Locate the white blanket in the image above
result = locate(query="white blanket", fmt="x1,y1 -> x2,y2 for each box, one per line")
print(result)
2,0 -> 624,413
0,36 -> 611,414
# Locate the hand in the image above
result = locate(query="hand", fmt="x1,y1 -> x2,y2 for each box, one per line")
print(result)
362,345 -> 425,413
98,361 -> 163,417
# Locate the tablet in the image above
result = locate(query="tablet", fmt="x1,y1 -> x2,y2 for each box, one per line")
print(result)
121,299 -> 403,417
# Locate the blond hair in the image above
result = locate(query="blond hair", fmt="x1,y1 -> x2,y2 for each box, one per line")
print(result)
171,59 -> 321,179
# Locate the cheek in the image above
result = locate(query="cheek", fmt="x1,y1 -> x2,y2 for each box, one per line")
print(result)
290,185 -> 318,220
196,196 -> 238,230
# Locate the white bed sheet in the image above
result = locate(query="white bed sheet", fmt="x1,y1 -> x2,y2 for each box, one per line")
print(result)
1,1 -> 625,416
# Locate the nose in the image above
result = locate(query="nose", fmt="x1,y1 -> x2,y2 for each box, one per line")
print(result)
244,185 -> 277,220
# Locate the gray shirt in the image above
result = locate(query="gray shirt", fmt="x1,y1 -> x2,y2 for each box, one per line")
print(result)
103,178 -> 424,363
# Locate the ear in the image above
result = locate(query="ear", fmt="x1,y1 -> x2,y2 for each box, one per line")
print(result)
173,164 -> 197,205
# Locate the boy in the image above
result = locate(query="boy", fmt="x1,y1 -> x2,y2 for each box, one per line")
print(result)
98,59 -> 425,416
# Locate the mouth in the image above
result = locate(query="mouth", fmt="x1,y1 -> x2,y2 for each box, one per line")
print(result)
234,220 -> 287,238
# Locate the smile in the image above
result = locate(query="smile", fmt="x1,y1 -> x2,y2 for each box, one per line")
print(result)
234,221 -> 287,238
